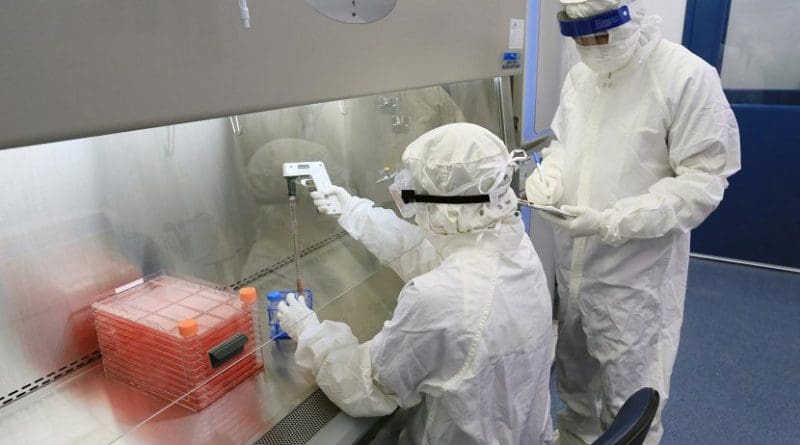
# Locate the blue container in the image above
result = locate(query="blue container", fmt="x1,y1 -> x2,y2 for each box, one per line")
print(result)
267,289 -> 313,340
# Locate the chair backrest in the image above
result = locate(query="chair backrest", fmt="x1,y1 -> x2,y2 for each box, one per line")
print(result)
590,388 -> 660,445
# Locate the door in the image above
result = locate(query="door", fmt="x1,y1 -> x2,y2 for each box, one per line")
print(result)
683,0 -> 800,268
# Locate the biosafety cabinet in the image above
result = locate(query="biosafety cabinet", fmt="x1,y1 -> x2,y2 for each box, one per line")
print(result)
0,1 -> 562,443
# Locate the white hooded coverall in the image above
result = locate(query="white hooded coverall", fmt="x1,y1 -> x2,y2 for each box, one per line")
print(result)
529,2 -> 741,444
291,124 -> 555,444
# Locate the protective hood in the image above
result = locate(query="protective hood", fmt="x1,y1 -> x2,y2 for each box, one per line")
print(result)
563,0 -> 629,19
401,123 -> 520,236
562,0 -> 661,74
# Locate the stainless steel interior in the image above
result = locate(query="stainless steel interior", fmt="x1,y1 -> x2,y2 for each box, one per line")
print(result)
0,78 -> 504,444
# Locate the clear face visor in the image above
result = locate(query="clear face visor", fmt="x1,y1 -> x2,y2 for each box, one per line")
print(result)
558,5 -> 631,46
389,150 -> 527,219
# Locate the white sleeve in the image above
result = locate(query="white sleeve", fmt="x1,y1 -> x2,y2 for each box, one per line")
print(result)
337,197 -> 440,281
598,64 -> 742,246
294,284 -> 444,416
294,320 -> 398,417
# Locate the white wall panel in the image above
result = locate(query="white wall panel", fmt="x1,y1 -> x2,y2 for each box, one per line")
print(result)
643,0 -> 687,44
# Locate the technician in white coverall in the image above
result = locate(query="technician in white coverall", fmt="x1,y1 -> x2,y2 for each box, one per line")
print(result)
525,1 -> 741,444
279,123 -> 555,444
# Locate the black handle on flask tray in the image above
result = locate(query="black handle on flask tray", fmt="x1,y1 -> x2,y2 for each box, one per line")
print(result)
208,333 -> 248,368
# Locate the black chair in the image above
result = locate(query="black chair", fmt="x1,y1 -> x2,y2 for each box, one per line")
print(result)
590,388 -> 660,445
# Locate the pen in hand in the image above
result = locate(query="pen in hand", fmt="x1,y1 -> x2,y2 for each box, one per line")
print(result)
532,152 -> 545,182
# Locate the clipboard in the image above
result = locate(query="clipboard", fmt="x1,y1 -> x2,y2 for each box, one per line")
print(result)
528,203 -> 576,219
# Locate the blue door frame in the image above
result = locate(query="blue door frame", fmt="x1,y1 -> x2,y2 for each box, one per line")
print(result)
682,0 -> 733,70
683,0 -> 800,269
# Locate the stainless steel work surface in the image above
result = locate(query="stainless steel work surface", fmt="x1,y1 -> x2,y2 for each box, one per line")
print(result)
0,79 -> 499,410
0,238 -> 403,445
0,78 -> 502,443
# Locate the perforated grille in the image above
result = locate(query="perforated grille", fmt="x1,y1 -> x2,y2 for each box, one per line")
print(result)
231,231 -> 348,290
0,351 -> 101,408
1,231 -> 348,409
253,390 -> 340,445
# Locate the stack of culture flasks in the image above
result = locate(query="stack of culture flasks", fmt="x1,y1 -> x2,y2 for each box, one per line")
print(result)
92,274 -> 262,411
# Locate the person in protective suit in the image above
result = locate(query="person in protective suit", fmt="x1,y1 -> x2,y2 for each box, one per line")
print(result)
278,123 -> 555,445
526,1 -> 741,443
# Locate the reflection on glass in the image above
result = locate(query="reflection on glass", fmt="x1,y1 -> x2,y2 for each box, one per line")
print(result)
445,79 -> 503,138
0,78 -> 503,445
236,80 -> 501,284
721,0 -> 800,90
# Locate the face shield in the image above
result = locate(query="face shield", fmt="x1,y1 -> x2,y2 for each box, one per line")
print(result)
558,5 -> 631,45
558,3 -> 643,73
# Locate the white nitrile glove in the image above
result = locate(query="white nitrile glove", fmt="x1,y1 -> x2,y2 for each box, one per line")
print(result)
525,168 -> 564,206
310,185 -> 356,215
276,293 -> 320,340
540,205 -> 604,238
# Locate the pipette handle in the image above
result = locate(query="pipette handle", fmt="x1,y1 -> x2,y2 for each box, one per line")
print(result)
282,162 -> 342,214
306,167 -> 342,215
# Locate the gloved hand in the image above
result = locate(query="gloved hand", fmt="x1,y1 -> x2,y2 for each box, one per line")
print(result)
310,185 -> 356,215
525,168 -> 564,206
277,293 -> 320,340
540,205 -> 604,238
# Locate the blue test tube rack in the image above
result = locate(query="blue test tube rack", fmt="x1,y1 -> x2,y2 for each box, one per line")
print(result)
267,289 -> 314,340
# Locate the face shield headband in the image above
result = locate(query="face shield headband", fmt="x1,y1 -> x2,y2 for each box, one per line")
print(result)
400,190 -> 490,205
389,150 -> 527,218
558,5 -> 631,38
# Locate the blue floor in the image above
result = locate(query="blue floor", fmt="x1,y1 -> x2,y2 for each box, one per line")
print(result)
550,258 -> 800,444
